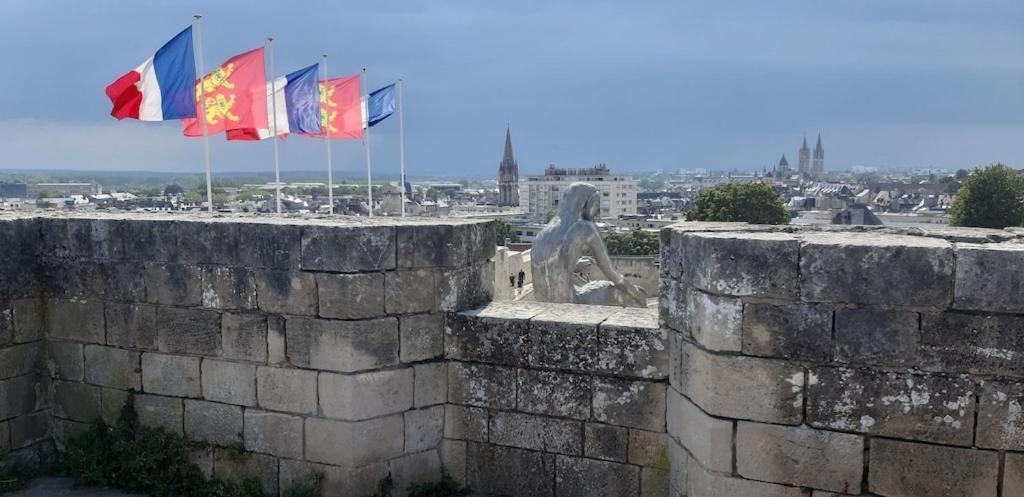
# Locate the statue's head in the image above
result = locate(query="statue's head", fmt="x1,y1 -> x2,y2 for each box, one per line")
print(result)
560,182 -> 600,222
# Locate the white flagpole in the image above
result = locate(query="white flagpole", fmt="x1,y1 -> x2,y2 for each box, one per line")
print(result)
322,54 -> 334,215
398,78 -> 406,217
193,15 -> 214,213
267,37 -> 282,214
362,66 -> 374,217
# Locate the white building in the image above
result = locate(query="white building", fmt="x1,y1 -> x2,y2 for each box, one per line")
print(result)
521,164 -> 637,221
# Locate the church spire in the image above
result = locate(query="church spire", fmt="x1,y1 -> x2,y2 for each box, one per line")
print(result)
815,133 -> 823,154
503,125 -> 514,163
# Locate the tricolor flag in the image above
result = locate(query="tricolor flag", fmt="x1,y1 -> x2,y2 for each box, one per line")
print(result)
105,27 -> 197,121
227,64 -> 322,141
183,48 -> 269,137
302,75 -> 363,140
365,83 -> 396,128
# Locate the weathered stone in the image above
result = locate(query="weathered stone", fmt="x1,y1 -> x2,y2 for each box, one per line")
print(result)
391,450 -> 443,494
201,360 -> 256,406
736,422 -> 863,494
319,368 -> 414,420
400,313 -> 444,363
255,270 -> 317,316
49,341 -> 83,381
12,299 -> 44,344
466,442 -> 555,497
556,455 -> 640,497
267,315 -> 286,365
243,409 -> 303,459
687,458 -> 804,497
584,423 -> 628,462
236,222 -> 301,269
84,345 -> 140,390
0,374 -> 41,420
189,446 -> 214,478
100,388 -> 129,425
96,261 -> 147,302
517,368 -> 591,419
279,458 -> 388,497
47,299 -> 104,343
200,266 -> 257,310
10,411 -> 50,449
834,308 -> 918,366
641,467 -> 669,497
800,233 -> 954,307
437,262 -> 494,312
593,378 -> 666,431
316,272 -> 385,319
447,361 -> 516,409
440,439 -> 467,486
213,449 -> 278,495
676,341 -> 803,425
807,367 -> 975,446
0,309 -> 13,347
156,307 -> 221,356
141,352 -> 201,398
444,404 -> 488,442
221,312 -> 267,362
405,405 -> 444,453
658,278 -> 686,334
742,303 -> 832,361
395,224 -> 462,268
385,269 -> 438,314
414,362 -> 447,407
305,414 -> 404,467
52,380 -> 101,422
184,399 -> 243,446
144,263 -> 202,306
1005,453 -> 1024,497
976,380 -> 1024,450
135,394 -> 183,435
300,225 -> 395,272
598,313 -> 668,379
682,232 -> 800,299
954,243 -> 1024,313
105,302 -> 157,350
489,411 -> 582,455
868,438 -> 998,497
445,312 -> 530,366
0,342 -> 42,379
629,429 -> 668,469
687,289 -> 743,352
666,388 -> 731,472
175,221 -> 238,266
285,316 -> 399,372
255,366 -> 317,414
530,307 -> 609,371
919,312 -> 1024,376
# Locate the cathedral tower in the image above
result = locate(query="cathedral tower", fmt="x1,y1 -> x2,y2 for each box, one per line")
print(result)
813,133 -> 825,177
798,135 -> 811,176
498,126 -> 520,206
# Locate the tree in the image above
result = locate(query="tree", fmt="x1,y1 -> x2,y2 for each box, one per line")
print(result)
685,182 -> 788,224
950,164 -> 1024,228
494,220 -> 520,246
603,229 -> 660,256
164,184 -> 184,196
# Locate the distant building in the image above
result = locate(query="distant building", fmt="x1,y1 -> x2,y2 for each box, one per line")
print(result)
776,154 -> 791,177
0,182 -> 28,199
521,164 -> 637,220
798,136 -> 811,176
498,126 -> 520,206
27,183 -> 98,198
813,133 -> 825,177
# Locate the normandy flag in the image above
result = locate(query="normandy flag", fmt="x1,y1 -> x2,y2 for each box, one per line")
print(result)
182,48 -> 268,137
227,63 -> 323,141
301,75 -> 362,140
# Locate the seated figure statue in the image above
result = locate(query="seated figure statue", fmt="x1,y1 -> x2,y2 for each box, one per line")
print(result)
531,182 -> 647,307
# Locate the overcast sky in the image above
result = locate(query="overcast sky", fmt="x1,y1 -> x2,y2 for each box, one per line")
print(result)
1,0 -> 1021,178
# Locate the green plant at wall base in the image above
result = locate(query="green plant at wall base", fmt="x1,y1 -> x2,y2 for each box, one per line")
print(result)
364,472 -> 471,497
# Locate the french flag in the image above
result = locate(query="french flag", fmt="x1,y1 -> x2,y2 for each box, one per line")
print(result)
227,63 -> 322,141
105,26 -> 197,121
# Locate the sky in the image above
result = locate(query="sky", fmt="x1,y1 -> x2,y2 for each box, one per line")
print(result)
0,0 -> 1021,178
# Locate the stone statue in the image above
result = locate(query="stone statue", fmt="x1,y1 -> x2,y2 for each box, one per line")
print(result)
531,182 -> 647,307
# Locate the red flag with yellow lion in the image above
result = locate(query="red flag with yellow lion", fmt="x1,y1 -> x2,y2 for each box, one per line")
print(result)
182,48 -> 268,137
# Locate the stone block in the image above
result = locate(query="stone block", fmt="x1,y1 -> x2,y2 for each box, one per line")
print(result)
385,269 -> 438,314
47,299 -> 104,343
666,389 -> 731,472
236,222 -> 302,269
676,341 -> 803,425
300,225 -> 395,272
400,313 -> 444,363
530,314 -> 603,371
977,380 -> 1024,449
807,367 -> 975,446
184,399 -> 243,446
687,289 -> 743,352
267,315 -> 286,366
641,467 -> 669,497
213,448 -> 278,496
0,309 -> 12,347
670,436 -> 688,497
0,374 -> 42,420
517,368 -> 591,419
156,307 -> 221,356
319,368 -> 414,420
141,352 -> 201,398
445,312 -> 530,366
243,409 -> 303,459
593,378 -> 666,432
189,446 -> 214,479
105,303 -> 157,350
84,345 -> 140,390
868,439 -> 998,497
440,439 -> 467,486
687,458 -> 805,497
285,316 -> 399,372
800,233 -> 954,307
414,362 -> 447,408
391,450 -> 443,494
629,429 -> 668,469
447,362 -> 516,409
201,360 -> 256,406
135,394 -> 183,435
405,405 -> 444,453
597,320 -> 668,380
736,422 -> 863,494
0,342 -> 42,379
1005,453 -> 1024,497
919,312 -> 1024,376
834,308 -> 918,366
200,265 -> 257,310
221,313 -> 267,362
444,404 -> 488,442
255,270 -> 317,316
954,243 -> 1024,313
584,422 -> 628,462
316,272 -> 385,319
395,224 -> 462,268
96,261 -> 147,302
53,380 -> 101,423
175,221 -> 238,266
10,411 -> 50,449
144,263 -> 202,306
279,458 -> 388,497
100,388 -> 129,425
742,303 -> 832,361
437,262 -> 494,312
255,366 -> 317,414
121,218 -> 177,263
556,455 -> 640,497
12,299 -> 44,344
466,442 -> 555,497
489,411 -> 582,455
305,414 -> 404,467
682,232 -> 800,299
659,278 -> 686,334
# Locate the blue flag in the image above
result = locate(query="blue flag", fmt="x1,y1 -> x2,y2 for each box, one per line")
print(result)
284,64 -> 323,134
366,83 -> 396,127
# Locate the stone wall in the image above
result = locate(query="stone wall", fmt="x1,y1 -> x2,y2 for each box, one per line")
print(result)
660,223 -> 1024,497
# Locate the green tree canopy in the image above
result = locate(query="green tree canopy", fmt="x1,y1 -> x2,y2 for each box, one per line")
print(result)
495,220 -> 521,246
603,229 -> 660,256
685,182 -> 788,224
950,164 -> 1024,228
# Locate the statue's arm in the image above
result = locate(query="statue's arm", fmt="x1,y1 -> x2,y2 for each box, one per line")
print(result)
586,226 -> 626,286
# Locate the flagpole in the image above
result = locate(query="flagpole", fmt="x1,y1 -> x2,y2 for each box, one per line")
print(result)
322,54 -> 334,215
362,66 -> 374,217
398,78 -> 406,217
267,37 -> 282,214
193,14 -> 214,213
